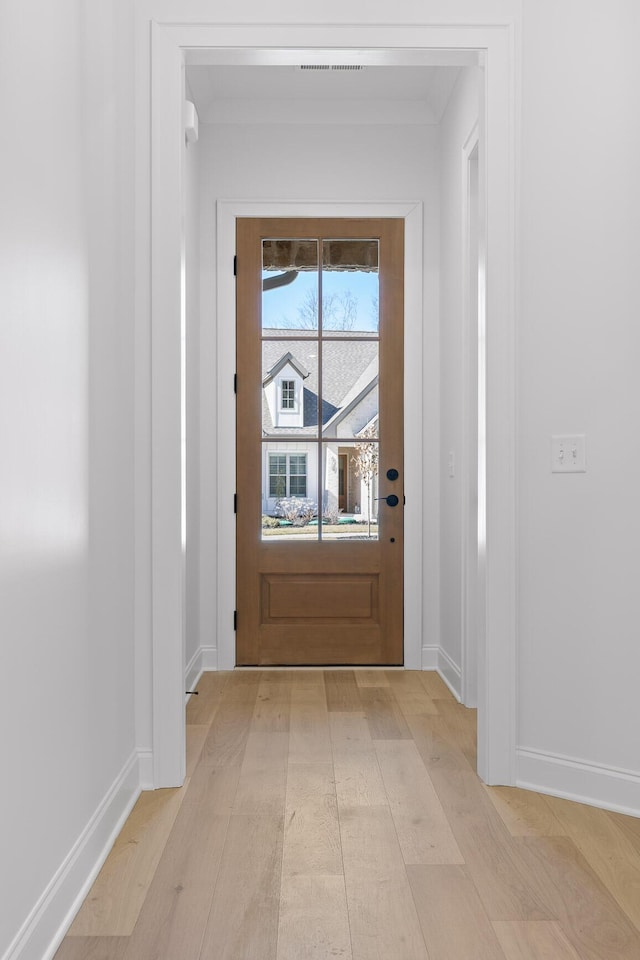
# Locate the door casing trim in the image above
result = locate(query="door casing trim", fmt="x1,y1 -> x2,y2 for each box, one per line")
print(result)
138,15 -> 519,788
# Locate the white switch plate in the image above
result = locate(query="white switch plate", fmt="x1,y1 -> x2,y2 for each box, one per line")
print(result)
551,434 -> 586,473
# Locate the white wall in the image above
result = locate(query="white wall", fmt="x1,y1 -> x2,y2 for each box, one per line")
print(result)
4,3 -> 640,956
0,3 -> 137,958
196,120 -> 441,663
438,68 -> 480,698
435,2 -> 640,809
516,0 -> 640,808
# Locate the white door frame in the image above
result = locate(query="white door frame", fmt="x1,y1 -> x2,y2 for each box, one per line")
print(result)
136,13 -> 519,788
461,123 -> 481,709
216,201 -> 425,673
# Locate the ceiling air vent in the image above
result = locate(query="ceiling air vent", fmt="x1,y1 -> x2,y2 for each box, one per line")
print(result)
299,64 -> 365,72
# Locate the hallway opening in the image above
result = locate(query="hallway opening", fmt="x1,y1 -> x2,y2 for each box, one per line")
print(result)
144,21 -> 517,789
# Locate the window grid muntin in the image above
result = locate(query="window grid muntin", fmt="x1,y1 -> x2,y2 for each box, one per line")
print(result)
280,379 -> 296,410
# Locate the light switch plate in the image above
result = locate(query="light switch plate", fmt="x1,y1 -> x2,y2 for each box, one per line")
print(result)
551,434 -> 586,473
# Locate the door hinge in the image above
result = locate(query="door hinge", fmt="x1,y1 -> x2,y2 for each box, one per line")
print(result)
234,372 -> 237,394
233,254 -> 237,276
234,493 -> 237,513
233,610 -> 237,631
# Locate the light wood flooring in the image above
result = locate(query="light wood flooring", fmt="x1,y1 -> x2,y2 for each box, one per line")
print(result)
55,670 -> 640,960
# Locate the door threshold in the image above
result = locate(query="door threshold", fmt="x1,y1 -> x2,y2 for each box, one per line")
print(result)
233,665 -> 406,671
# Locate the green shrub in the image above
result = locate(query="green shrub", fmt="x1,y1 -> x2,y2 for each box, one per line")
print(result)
261,515 -> 280,528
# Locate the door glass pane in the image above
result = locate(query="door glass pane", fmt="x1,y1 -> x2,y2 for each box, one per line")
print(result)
321,340 -> 379,440
262,239 -> 319,335
322,239 -> 379,335
261,441 -> 319,541
262,340 -> 320,438
321,441 -> 379,540
259,237 -> 383,543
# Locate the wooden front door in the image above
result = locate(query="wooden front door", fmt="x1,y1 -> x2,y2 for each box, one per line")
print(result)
235,217 -> 404,665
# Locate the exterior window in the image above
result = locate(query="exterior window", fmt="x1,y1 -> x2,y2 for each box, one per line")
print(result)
269,453 -> 307,498
288,455 -> 307,496
280,379 -> 296,410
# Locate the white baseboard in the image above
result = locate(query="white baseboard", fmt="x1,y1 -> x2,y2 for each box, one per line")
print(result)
4,751 -> 141,960
185,647 -> 203,697
138,749 -> 154,791
200,645 -> 217,670
421,644 -> 439,669
185,645 -> 218,700
421,645 -> 463,702
517,747 -> 640,818
437,647 -> 462,701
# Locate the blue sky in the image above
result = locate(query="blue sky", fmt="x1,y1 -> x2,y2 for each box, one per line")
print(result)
262,269 -> 379,332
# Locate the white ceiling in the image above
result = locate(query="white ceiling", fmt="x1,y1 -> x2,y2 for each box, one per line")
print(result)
186,65 -> 463,126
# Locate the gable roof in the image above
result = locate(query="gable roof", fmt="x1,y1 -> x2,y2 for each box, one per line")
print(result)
321,359 -> 378,438
261,331 -> 378,437
262,351 -> 309,385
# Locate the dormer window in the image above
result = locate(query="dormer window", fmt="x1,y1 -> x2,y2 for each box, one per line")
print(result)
280,379 -> 296,410
263,351 -> 308,429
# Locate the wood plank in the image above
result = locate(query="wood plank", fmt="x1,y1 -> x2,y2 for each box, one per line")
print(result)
383,670 -> 427,689
121,766 -> 240,960
185,671 -> 227,724
359,686 -> 412,740
330,713 -> 387,808
492,921 -> 582,959
458,828 -> 557,921
197,698 -> 255,768
257,668 -> 301,683
277,875 -> 352,960
291,670 -> 327,696
68,786 -> 187,936
232,731 -> 289,816
339,805 -> 429,960
385,670 -> 440,716
290,675 -> 328,705
324,670 -> 363,712
516,836 -> 640,960
607,809 -> 640,847
419,670 -> 454,700
409,717 -> 556,921
291,669 -> 327,686
53,938 -> 129,960
374,740 -> 464,864
406,713 -> 475,775
185,724 -> 208,777
220,670 -> 262,702
407,865 -> 508,960
281,763 -> 342,877
543,795 -> 640,931
289,681 -> 332,765
251,676 -> 292,732
391,687 -> 441,717
198,814 -> 284,960
483,785 -> 567,838
355,669 -> 390,687
434,698 -> 477,768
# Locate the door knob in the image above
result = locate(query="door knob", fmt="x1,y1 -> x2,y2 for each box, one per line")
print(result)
374,494 -> 399,507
